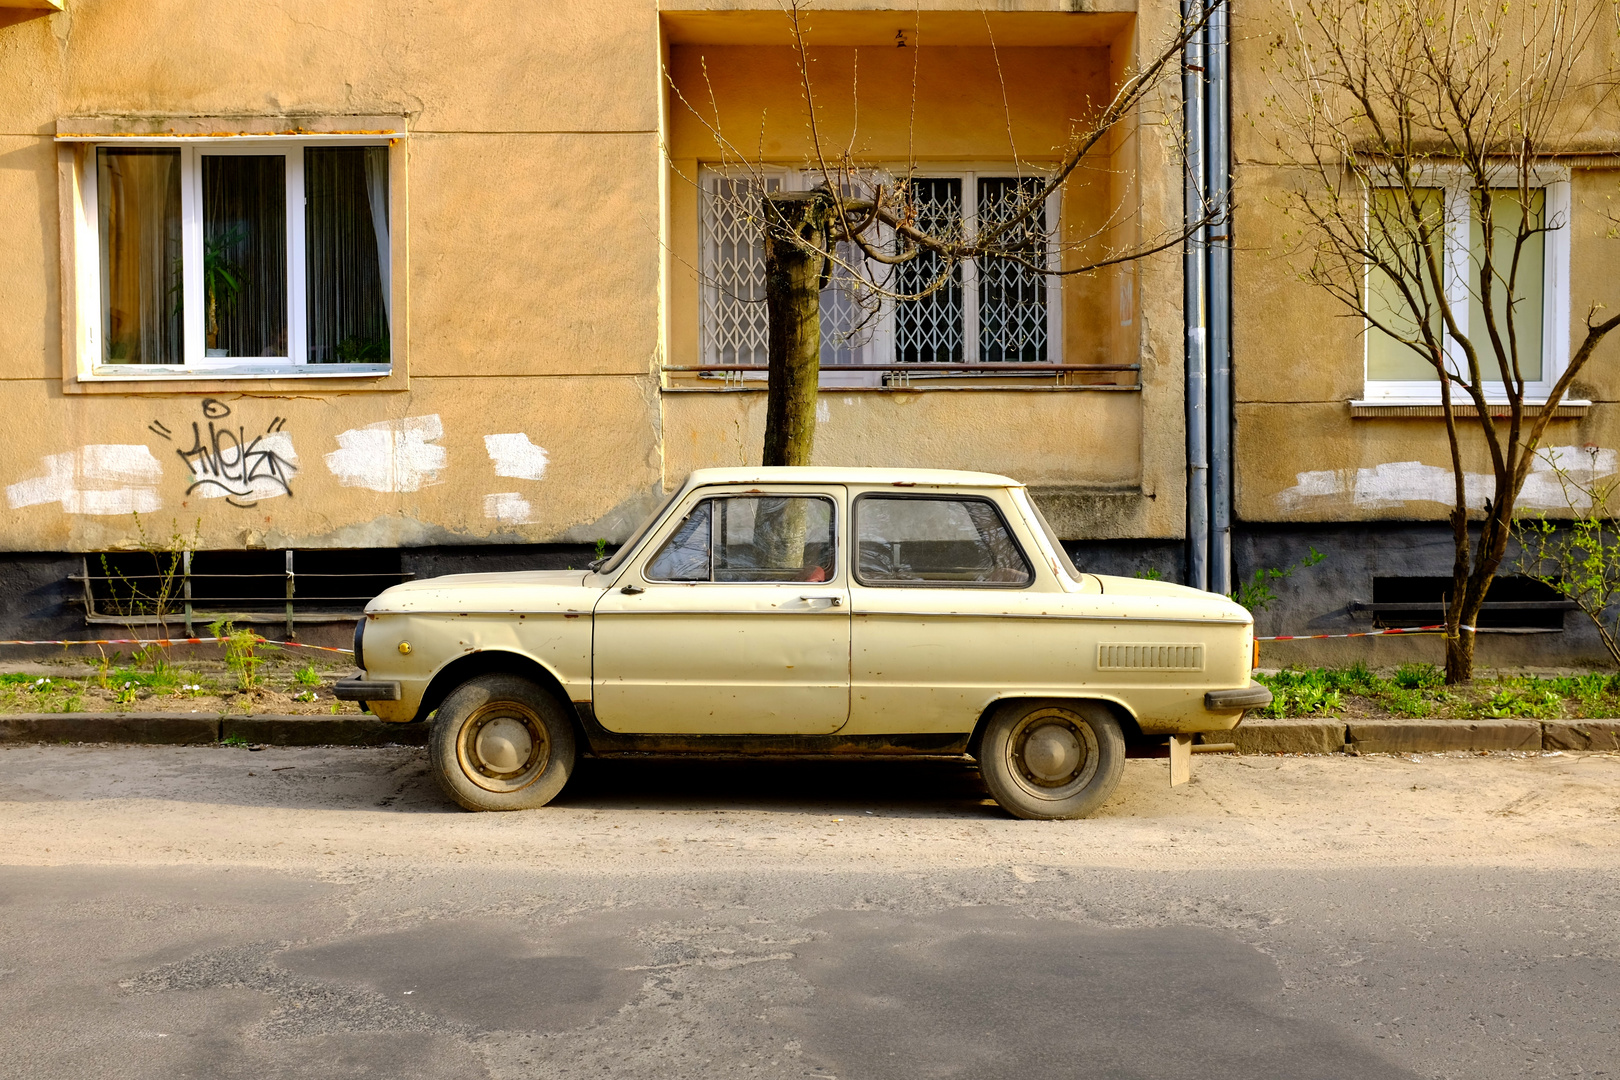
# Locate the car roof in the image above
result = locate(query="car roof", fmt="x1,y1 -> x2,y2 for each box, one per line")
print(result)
681,466 -> 1024,489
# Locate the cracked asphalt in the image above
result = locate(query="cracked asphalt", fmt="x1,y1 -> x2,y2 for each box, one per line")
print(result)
0,745 -> 1616,1079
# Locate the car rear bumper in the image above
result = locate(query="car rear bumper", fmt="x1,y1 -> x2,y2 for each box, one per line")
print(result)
1204,682 -> 1273,712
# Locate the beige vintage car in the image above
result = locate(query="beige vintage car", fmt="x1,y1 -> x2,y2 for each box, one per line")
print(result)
336,467 -> 1270,819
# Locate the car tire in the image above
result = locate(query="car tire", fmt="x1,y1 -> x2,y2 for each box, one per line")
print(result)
428,674 -> 577,812
978,699 -> 1125,820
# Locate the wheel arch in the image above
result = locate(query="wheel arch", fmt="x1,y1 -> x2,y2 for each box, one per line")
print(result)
416,650 -> 580,732
965,695 -> 1143,759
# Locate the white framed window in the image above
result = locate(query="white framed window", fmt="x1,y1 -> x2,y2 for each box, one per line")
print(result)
1362,171 -> 1570,403
698,166 -> 1060,381
73,137 -> 394,379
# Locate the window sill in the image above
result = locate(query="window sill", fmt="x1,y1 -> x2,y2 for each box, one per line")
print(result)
1349,398 -> 1591,419
663,364 -> 1141,393
85,364 -> 393,382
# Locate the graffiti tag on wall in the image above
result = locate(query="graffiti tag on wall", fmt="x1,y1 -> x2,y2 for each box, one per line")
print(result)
149,399 -> 299,508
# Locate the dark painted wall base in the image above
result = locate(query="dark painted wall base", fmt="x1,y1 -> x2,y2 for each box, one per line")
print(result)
1,528 -> 1608,668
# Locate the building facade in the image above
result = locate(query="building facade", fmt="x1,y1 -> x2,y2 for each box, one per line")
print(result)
2,0 -> 1616,665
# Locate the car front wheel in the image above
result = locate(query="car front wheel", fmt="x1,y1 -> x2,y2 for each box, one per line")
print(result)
428,674 -> 577,811
978,700 -> 1125,820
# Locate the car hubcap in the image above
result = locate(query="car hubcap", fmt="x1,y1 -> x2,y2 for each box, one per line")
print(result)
458,702 -> 549,793
1023,724 -> 1082,782
475,718 -> 533,774
1009,708 -> 1100,800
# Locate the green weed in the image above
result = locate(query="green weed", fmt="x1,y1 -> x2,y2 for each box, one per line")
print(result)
1392,663 -> 1444,690
210,619 -> 261,691
293,663 -> 321,687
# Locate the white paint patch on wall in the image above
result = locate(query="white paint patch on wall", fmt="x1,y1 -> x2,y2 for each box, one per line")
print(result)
325,415 -> 448,493
484,492 -> 538,525
6,445 -> 163,515
1276,445 -> 1620,512
484,433 -> 549,480
816,400 -> 831,423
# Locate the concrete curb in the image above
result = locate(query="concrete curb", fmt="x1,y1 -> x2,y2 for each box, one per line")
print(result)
1,713 -> 1617,754
1214,719 -> 1346,755
1346,720 -> 1542,754
0,713 -> 428,747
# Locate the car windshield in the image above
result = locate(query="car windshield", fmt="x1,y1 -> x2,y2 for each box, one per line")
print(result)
593,489 -> 680,575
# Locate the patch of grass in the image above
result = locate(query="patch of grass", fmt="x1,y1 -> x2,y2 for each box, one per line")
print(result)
1253,669 -> 1346,717
220,734 -> 251,748
1255,664 -> 1614,720
1392,663 -> 1444,690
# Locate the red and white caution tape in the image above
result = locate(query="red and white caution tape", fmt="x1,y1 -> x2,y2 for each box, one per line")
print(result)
1258,624 -> 1476,642
0,636 -> 352,654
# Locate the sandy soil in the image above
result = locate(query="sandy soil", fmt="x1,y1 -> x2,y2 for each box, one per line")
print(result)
1,746 -> 1615,874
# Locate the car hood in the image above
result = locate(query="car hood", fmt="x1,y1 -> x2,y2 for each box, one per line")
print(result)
1091,574 -> 1253,622
364,569 -> 598,614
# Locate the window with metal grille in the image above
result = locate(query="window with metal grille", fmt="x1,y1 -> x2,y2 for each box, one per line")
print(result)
74,549 -> 412,636
698,168 -> 1058,376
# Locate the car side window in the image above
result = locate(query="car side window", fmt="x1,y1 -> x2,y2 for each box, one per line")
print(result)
646,496 -> 836,583
855,495 -> 1032,587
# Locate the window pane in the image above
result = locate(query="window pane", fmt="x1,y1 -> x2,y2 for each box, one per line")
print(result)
856,496 -> 1032,586
306,147 -> 391,364
713,497 -> 835,582
97,148 -> 182,365
701,175 -> 780,366
1366,187 -> 1444,382
894,178 -> 964,364
202,155 -> 287,358
1469,189 -> 1544,383
978,177 -> 1049,363
647,500 -> 712,582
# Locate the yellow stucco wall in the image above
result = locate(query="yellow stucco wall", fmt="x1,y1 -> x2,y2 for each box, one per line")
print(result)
1230,4 -> 1620,525
0,1 -> 1185,554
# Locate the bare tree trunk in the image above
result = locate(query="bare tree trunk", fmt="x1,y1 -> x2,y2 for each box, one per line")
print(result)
762,190 -> 832,468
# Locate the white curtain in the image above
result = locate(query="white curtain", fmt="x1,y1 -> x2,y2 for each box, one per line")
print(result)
363,146 -> 391,322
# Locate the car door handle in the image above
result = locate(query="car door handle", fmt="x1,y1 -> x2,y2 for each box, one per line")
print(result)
800,595 -> 842,606
621,585 -> 645,595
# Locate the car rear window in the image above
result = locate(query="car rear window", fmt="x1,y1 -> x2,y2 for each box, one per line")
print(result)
854,495 -> 1031,587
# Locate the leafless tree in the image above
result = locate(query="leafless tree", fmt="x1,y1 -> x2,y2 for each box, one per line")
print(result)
668,1 -> 1228,467
1260,0 -> 1620,683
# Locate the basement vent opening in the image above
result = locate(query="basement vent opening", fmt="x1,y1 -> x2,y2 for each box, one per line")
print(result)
1362,575 -> 1574,633
73,549 -> 413,636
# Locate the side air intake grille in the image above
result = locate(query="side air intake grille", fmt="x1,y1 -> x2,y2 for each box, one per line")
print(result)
1097,642 -> 1205,671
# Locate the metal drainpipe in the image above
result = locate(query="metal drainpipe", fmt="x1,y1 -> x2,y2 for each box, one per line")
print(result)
1183,0 -> 1209,591
1206,0 -> 1233,596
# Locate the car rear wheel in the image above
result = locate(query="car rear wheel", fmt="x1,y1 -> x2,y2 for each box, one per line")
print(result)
978,700 -> 1125,820
428,674 -> 577,811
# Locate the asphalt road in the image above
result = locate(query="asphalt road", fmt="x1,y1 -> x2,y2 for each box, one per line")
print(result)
1,747 -> 1616,1080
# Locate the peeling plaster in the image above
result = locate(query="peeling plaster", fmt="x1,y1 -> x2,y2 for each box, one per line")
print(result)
484,492 -> 538,525
325,415 -> 447,493
1275,445 -> 1620,512
484,433 -> 549,480
5,445 -> 163,515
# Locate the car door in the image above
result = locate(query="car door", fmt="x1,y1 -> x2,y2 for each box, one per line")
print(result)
591,487 -> 851,734
847,490 -> 1050,735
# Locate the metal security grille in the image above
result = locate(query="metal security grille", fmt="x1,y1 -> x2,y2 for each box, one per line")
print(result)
894,177 -> 966,364
977,177 -> 1049,364
700,175 -> 780,366
1096,643 -> 1206,671
73,549 -> 412,636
